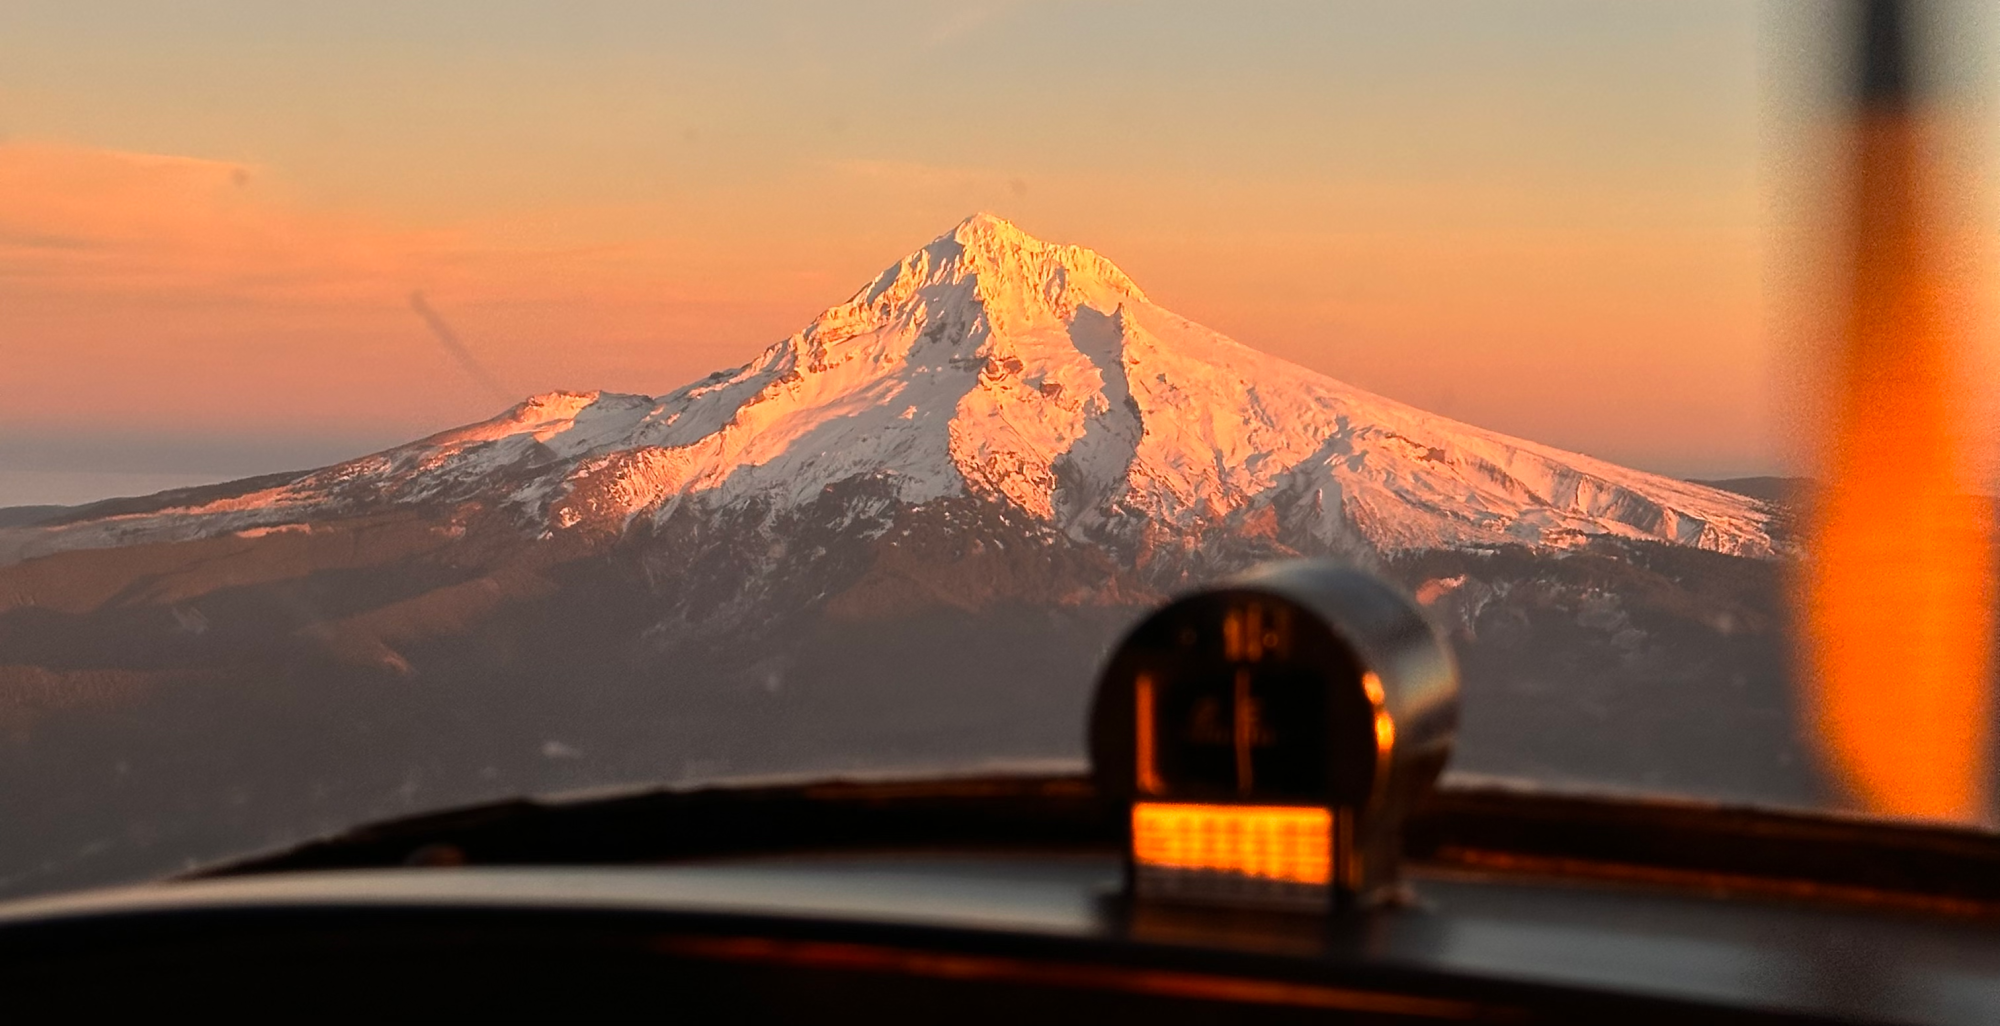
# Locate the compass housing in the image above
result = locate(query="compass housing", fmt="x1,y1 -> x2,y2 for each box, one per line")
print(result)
1091,561 -> 1459,911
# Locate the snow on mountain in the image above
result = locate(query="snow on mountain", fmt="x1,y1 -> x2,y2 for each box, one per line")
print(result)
9,213 -> 1778,563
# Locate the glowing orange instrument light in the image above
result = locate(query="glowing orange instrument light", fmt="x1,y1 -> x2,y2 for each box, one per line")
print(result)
1131,802 -> 1332,886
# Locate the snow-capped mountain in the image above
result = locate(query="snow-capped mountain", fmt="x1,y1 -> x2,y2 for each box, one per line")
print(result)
13,213 -> 1775,565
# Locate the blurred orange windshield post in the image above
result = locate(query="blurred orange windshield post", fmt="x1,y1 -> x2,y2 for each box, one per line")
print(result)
1131,803 -> 1332,885
1799,0 -> 1994,821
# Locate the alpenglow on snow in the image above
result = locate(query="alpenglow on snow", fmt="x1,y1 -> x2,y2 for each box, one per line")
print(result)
11,214 -> 1777,563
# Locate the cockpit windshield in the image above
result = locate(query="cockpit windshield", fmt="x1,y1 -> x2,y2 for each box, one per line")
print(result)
2,1 -> 1995,901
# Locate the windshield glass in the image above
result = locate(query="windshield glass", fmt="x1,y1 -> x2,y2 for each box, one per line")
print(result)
3,1 -> 1996,901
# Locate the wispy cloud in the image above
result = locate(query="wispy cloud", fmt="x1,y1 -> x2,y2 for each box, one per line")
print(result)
0,140 -> 445,302
824,157 -> 1028,198
922,1 -> 1024,49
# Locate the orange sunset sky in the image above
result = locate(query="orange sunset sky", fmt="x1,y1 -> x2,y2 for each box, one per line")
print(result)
2,1 -> 1982,505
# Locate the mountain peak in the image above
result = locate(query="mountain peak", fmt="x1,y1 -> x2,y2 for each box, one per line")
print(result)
851,214 -> 1147,322
949,210 -> 1030,245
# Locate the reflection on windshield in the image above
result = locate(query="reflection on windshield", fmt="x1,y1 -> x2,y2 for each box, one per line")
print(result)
1799,0 -> 1994,822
